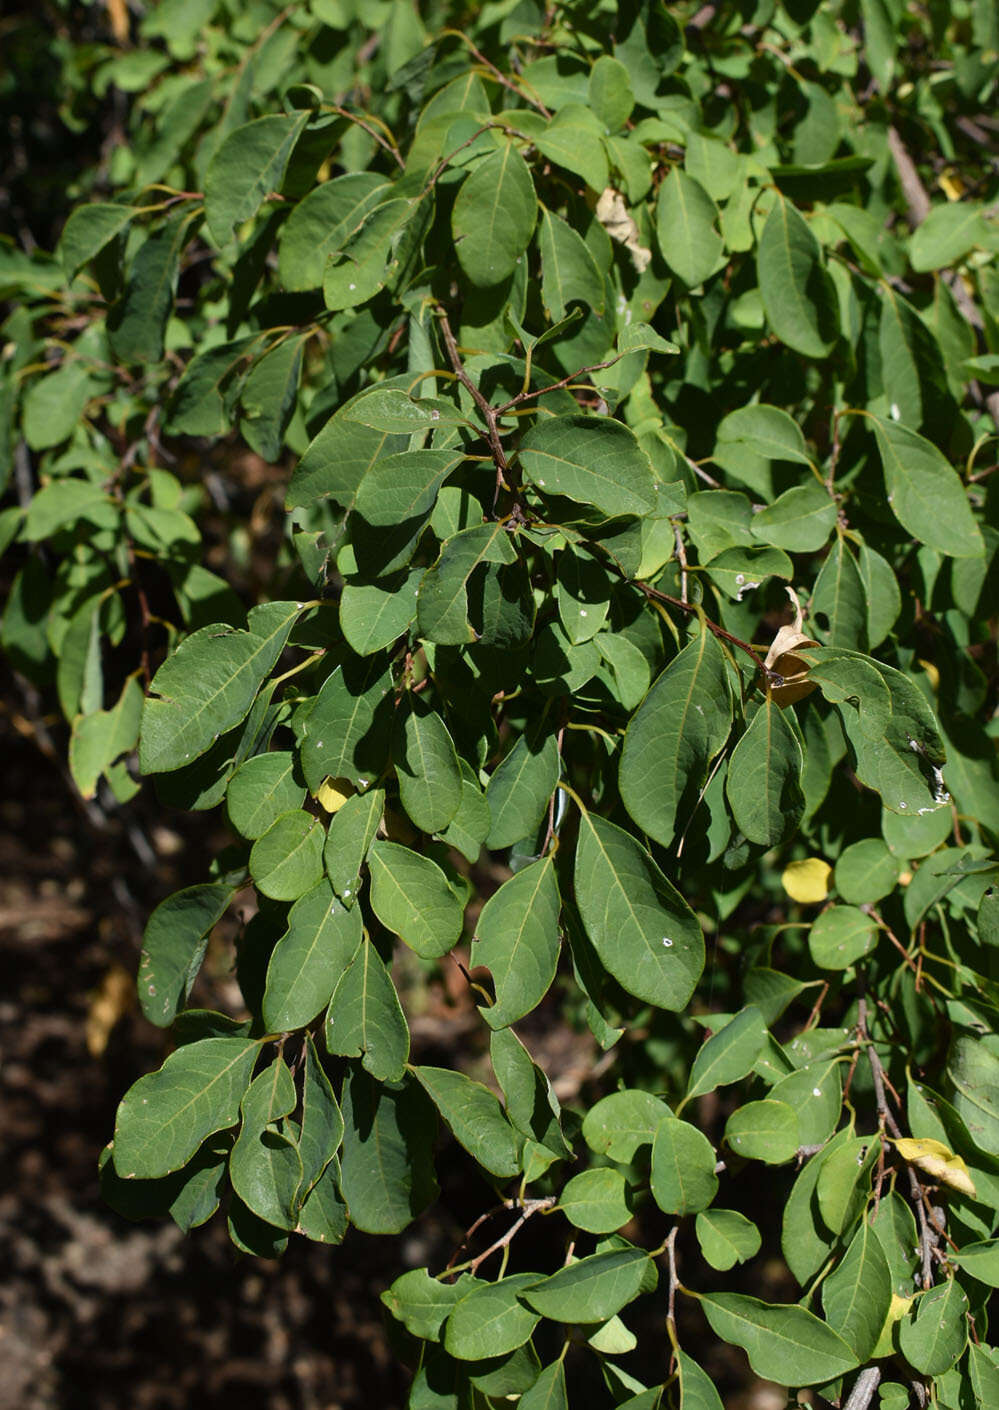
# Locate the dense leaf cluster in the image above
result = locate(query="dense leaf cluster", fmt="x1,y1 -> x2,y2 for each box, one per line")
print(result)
2,1 -> 999,1406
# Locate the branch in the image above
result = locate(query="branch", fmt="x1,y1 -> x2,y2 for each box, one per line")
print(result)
637,582 -> 774,679
330,105 -> 404,169
467,1197 -> 556,1274
436,307 -> 521,516
843,1367 -> 883,1410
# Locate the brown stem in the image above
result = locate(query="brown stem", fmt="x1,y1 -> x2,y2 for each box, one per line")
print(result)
494,356 -> 622,415
435,308 -> 516,515
636,582 -> 772,678
466,1197 -> 556,1275
452,33 -> 552,117
330,105 -> 404,168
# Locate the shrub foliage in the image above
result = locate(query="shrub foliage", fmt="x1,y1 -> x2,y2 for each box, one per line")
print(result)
3,1 -> 999,1405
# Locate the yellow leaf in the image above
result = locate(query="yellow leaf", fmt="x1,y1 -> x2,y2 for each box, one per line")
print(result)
316,776 -> 354,813
86,963 -> 134,1058
782,857 -> 832,904
870,1291 -> 914,1359
893,1137 -> 977,1198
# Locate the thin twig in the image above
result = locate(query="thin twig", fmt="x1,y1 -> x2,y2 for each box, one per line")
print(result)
636,582 -> 773,678
330,105 -> 404,168
664,1226 -> 679,1331
448,32 -> 552,116
466,1197 -> 556,1275
435,307 -> 517,515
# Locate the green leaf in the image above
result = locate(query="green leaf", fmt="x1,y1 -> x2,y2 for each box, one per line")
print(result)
277,171 -> 390,290
341,568 -> 422,657
951,1241 -> 999,1286
139,601 -> 303,774
683,1008 -> 768,1105
809,905 -> 878,971
297,1035 -> 342,1199
394,700 -> 463,834
910,202 -> 990,272
22,364 -> 94,453
472,856 -> 561,1029
650,1113 -> 718,1215
536,104 -> 609,190
338,1069 -> 438,1235
262,880 -> 362,1031
757,198 -> 839,358
165,335 -> 258,436
249,809 -> 325,901
695,1209 -> 762,1271
725,700 -> 804,847
296,1155 -> 348,1244
58,202 -> 138,279
323,786 -> 384,904
582,1090 -> 669,1162
325,938 -> 409,1081
382,1268 -> 469,1343
417,523 -> 518,645
444,1274 -> 542,1360
411,1065 -> 521,1178
834,838 -> 899,904
870,415 -> 982,558
228,1057 -> 302,1230
519,1361 -> 568,1410
355,449 -> 463,527
574,811 -> 704,1009
107,208 -> 194,363
589,55 -> 635,131
617,322 -> 680,356
897,1279 -> 968,1375
367,840 -> 464,957
782,1130 -> 854,1285
699,1293 -> 858,1386
558,1167 -> 633,1234
204,112 -> 310,246
485,729 -> 560,849
770,1060 -> 843,1146
969,1345 -> 999,1404
751,483 -> 835,552
522,1249 -> 653,1323
227,751 -> 305,840
676,1351 -> 724,1410
298,656 -> 394,793
287,380 -> 410,511
519,414 -> 656,519
323,193 -> 432,311
138,882 -> 234,1028
538,207 -> 606,322
490,1026 -> 571,1159
878,286 -> 950,431
452,144 -> 537,287
716,404 -> 813,469
821,1220 -> 892,1360
113,1036 -> 259,1179
811,537 -> 867,649
240,335 -> 304,461
69,674 -> 144,800
440,760 -> 491,863
656,167 -> 722,287
724,1100 -> 799,1164
619,629 -> 732,849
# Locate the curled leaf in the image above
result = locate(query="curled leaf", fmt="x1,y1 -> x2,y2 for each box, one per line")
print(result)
892,1137 -> 977,1198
